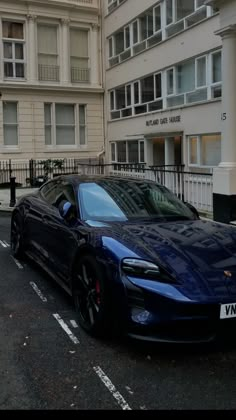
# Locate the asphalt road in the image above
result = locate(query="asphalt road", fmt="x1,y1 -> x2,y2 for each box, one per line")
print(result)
1,213 -> 236,410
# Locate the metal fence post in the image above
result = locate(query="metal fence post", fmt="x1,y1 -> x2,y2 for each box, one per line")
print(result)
9,176 -> 16,207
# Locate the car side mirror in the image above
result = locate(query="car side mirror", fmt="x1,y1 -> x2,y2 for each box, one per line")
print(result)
184,202 -> 199,219
58,200 -> 73,219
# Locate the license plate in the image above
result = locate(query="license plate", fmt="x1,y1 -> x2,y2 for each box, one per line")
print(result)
220,303 -> 236,319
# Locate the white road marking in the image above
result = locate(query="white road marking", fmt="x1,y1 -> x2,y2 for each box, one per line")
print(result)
53,314 -> 80,344
3,240 -> 10,247
11,255 -> 24,269
70,320 -> 79,328
30,282 -> 47,302
93,366 -> 132,411
0,240 -> 7,248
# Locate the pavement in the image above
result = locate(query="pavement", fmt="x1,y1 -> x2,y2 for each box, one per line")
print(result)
0,187 -> 38,212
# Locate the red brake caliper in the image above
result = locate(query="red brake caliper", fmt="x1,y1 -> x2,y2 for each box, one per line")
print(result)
95,280 -> 101,305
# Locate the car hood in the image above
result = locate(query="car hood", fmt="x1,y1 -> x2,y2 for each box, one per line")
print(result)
102,219 -> 236,300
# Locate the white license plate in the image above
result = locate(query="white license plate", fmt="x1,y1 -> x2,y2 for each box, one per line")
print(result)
220,303 -> 236,319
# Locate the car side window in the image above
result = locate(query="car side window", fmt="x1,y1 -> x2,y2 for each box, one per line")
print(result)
53,182 -> 78,218
40,181 -> 59,205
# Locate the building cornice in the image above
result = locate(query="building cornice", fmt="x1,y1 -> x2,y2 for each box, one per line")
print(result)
0,83 -> 104,95
215,24 -> 236,37
5,0 -> 99,14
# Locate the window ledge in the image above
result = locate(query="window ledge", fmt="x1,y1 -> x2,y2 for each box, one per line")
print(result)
0,148 -> 21,153
44,147 -> 88,153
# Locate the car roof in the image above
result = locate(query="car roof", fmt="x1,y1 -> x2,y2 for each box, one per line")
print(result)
52,174 -> 156,186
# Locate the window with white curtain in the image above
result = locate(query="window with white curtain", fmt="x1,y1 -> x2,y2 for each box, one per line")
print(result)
38,24 -> 59,81
70,29 -> 89,82
3,21 -> 25,79
56,104 -> 75,146
3,102 -> 18,146
188,134 -> 221,167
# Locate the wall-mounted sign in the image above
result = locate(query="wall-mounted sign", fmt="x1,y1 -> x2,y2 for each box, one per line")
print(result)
146,115 -> 181,127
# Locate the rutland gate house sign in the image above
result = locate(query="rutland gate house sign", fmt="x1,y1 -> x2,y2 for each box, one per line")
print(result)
146,115 -> 181,127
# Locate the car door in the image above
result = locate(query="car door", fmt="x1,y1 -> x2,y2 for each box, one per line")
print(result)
40,180 -> 79,286
24,180 -> 60,262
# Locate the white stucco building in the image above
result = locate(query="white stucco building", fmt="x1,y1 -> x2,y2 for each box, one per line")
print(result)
101,0 -> 223,216
0,0 -> 104,162
102,0 -> 221,170
206,0 -> 236,222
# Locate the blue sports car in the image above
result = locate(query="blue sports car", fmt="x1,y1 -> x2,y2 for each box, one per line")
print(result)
10,175 -> 236,343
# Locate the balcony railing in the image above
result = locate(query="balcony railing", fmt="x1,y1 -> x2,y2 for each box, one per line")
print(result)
38,64 -> 60,82
71,67 -> 90,83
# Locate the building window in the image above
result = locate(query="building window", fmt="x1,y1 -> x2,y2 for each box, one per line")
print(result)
44,104 -> 52,145
79,105 -> 87,146
110,91 -> 115,110
124,26 -> 130,49
44,104 -> 87,147
196,56 -> 206,88
111,140 -> 145,163
188,134 -> 221,167
110,74 -> 163,119
140,141 -> 145,163
212,51 -> 221,83
176,0 -> 195,21
38,24 -> 59,82
166,0 -> 207,31
111,142 -> 116,162
211,50 -> 222,98
141,76 -> 154,103
3,102 -> 18,146
166,55 -> 209,107
108,0 -> 125,14
108,37 -> 113,58
132,20 -> 139,44
2,21 -> 25,79
117,141 -> 127,162
70,29 -> 89,83
56,104 -> 75,146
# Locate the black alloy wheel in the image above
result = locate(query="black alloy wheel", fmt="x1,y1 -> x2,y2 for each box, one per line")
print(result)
73,255 -> 112,337
11,213 -> 24,258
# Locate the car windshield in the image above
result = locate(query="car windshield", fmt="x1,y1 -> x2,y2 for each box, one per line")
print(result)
78,179 -> 195,222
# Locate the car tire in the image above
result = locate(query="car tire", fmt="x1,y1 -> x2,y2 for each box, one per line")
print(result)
72,254 -> 112,338
11,213 -> 24,259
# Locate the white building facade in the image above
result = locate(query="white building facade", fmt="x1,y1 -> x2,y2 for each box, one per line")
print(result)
102,0 -> 222,215
206,0 -> 236,223
0,0 -> 104,162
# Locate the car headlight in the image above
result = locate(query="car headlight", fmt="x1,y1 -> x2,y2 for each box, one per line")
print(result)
121,258 -> 176,283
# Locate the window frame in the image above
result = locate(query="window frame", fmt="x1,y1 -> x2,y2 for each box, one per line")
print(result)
111,140 -> 145,164
2,20 -> 26,80
3,101 -> 19,148
188,133 -> 221,168
44,103 -> 87,149
37,23 -> 59,82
